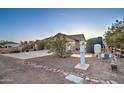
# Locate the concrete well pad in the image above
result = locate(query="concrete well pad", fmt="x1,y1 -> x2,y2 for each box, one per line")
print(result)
71,53 -> 93,58
74,63 -> 89,70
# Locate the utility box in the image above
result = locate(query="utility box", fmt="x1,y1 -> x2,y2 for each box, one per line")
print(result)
94,44 -> 101,58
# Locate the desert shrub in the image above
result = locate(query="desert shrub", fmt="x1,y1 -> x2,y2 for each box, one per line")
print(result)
35,40 -> 46,50
50,33 -> 71,58
9,50 -> 20,53
26,50 -> 29,52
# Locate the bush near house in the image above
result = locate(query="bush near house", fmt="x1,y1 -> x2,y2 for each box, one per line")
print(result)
45,37 -> 53,49
50,33 -> 71,58
20,41 -> 37,51
35,40 -> 46,50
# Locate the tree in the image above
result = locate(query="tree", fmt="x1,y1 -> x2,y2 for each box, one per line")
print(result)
0,40 -> 7,45
45,37 -> 53,49
105,19 -> 124,48
24,41 -> 28,45
50,33 -> 71,58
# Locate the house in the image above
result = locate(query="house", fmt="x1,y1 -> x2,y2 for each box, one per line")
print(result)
0,41 -> 20,53
66,34 -> 86,51
4,41 -> 20,48
0,41 -> 20,48
39,33 -> 86,51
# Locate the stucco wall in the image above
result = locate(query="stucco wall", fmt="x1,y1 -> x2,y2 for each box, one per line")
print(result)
66,37 -> 80,50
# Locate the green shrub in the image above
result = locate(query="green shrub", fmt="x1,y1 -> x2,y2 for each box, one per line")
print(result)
50,33 -> 71,58
36,40 -> 45,50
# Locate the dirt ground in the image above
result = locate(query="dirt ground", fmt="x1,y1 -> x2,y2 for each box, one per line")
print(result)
0,55 -> 72,84
0,54 -> 124,84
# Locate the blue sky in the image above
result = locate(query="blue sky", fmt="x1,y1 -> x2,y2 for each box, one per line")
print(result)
0,8 -> 124,42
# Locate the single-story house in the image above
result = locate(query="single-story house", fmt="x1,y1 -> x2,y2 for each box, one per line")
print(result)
0,41 -> 20,53
42,33 -> 86,51
0,41 -> 20,48
4,41 -> 20,48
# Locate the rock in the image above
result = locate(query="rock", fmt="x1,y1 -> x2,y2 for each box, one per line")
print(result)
56,69 -> 61,72
24,62 -> 28,64
80,73 -> 84,77
26,62 -> 31,64
85,76 -> 90,81
48,68 -> 53,71
43,66 -> 47,69
110,80 -> 118,84
45,68 -> 49,71
30,63 -> 36,66
34,65 -> 43,68
106,81 -> 111,84
63,72 -> 68,76
53,69 -> 57,72
90,79 -> 99,83
60,70 -> 64,73
99,80 -> 107,84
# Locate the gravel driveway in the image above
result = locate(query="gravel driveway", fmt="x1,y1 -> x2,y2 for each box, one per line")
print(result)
0,50 -> 53,59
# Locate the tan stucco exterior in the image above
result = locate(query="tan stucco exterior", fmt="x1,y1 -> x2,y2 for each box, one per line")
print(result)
66,37 -> 80,51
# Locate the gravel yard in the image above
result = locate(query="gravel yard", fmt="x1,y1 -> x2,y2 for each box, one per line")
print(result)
27,55 -> 124,84
0,55 -> 72,84
0,53 -> 124,84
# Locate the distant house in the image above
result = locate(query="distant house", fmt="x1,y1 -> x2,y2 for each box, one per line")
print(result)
0,41 -> 20,53
0,41 -> 20,48
66,34 -> 86,51
4,41 -> 20,48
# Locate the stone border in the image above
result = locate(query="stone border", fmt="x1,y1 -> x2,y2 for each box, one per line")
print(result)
23,61 -> 118,84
